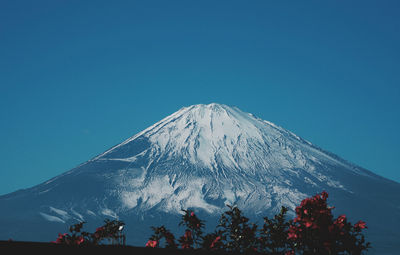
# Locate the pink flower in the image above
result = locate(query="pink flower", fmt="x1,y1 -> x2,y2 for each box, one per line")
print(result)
305,221 -> 313,228
190,212 -> 195,217
210,236 -> 221,249
337,215 -> 346,223
354,220 -> 367,230
146,240 -> 158,248
288,226 -> 299,240
53,233 -> 68,244
75,236 -> 84,245
96,227 -> 104,232
335,215 -> 346,229
321,191 -> 328,200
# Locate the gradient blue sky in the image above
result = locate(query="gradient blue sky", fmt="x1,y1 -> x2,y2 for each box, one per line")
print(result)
1,0 -> 399,195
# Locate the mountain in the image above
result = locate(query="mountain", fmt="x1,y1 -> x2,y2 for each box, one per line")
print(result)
1,103 -> 399,254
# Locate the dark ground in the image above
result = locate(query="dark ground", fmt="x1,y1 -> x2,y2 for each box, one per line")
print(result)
0,241 -> 242,255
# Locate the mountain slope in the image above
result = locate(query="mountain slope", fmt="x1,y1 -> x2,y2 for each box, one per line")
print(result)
1,103 -> 399,254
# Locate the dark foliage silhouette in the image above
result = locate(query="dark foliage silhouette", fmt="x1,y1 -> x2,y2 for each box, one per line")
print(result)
146,191 -> 370,254
52,219 -> 125,246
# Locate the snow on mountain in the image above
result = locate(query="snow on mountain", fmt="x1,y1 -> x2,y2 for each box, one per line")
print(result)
94,103 -> 368,214
0,103 -> 399,254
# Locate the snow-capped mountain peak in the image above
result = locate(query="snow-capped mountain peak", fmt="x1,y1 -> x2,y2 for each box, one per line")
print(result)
99,103 -> 356,181
87,103 -> 366,216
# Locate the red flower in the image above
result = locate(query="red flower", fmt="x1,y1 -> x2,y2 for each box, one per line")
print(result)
182,243 -> 190,249
288,226 -> 299,240
146,240 -> 158,248
334,215 -> 346,229
190,212 -> 195,217
96,227 -> 104,232
321,191 -> 328,200
288,232 -> 298,240
184,230 -> 192,239
305,221 -> 313,228
75,236 -> 84,245
180,230 -> 193,249
354,220 -> 367,230
94,226 -> 105,239
210,236 -> 221,249
337,215 -> 346,223
285,250 -> 295,255
52,233 -> 68,244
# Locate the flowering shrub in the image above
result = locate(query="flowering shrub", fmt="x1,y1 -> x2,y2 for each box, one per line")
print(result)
52,222 -> 89,246
202,232 -> 224,251
287,191 -> 371,255
146,191 -> 370,254
92,219 -> 125,245
145,239 -> 158,248
147,225 -> 176,249
52,219 -> 125,246
178,210 -> 205,249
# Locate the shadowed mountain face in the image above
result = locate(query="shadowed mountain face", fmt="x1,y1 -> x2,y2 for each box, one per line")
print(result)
1,103 -> 399,254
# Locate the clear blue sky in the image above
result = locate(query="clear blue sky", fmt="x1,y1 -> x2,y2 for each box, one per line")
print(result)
1,0 -> 399,195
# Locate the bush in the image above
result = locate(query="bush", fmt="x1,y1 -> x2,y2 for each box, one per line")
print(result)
52,219 -> 125,246
216,204 -> 258,253
178,210 -> 205,249
287,191 -> 370,254
146,225 -> 177,249
259,206 -> 291,254
146,191 -> 370,254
